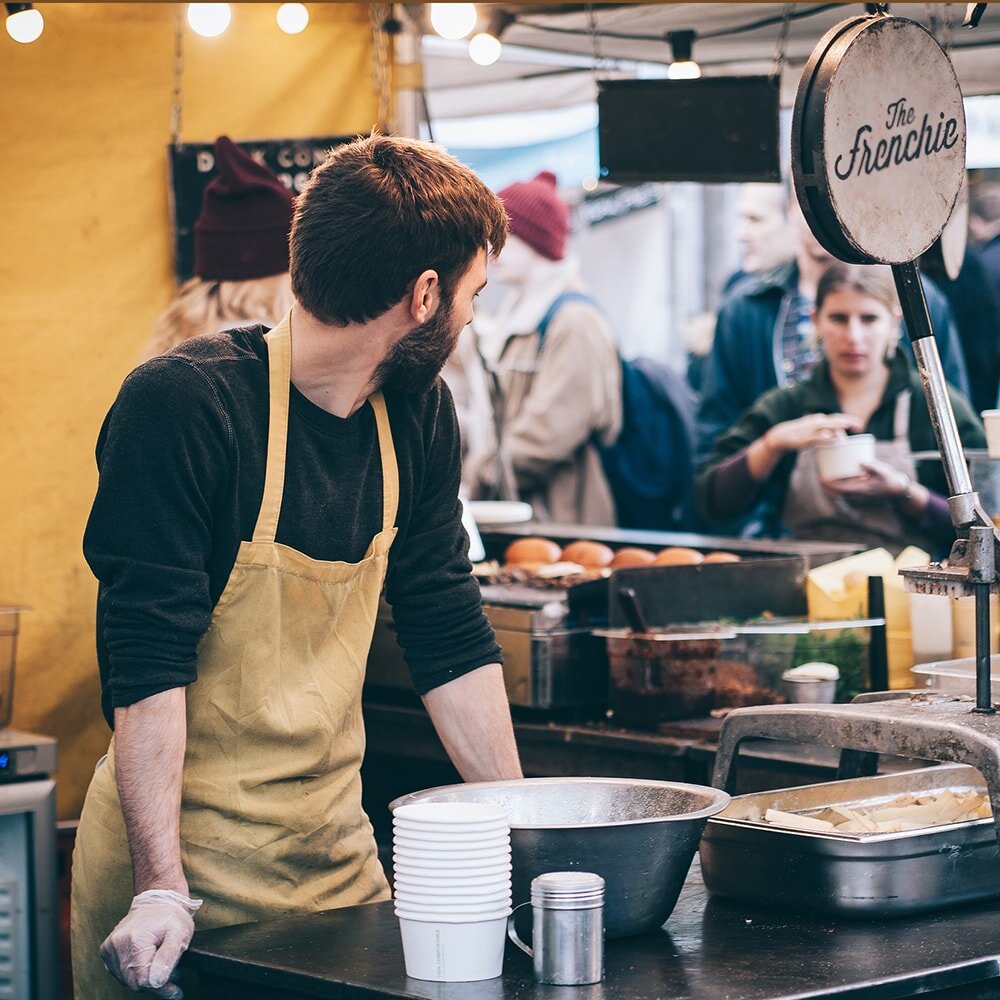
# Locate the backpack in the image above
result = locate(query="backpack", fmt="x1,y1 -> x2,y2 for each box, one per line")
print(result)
537,293 -> 696,531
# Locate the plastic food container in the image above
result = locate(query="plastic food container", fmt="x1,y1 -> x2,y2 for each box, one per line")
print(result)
607,628 -> 872,731
912,652 -> 1000,700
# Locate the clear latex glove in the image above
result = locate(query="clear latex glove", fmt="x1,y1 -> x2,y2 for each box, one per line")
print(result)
100,889 -> 203,998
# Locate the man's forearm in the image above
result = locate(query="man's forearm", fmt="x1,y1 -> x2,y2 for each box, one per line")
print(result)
421,663 -> 522,781
113,687 -> 189,895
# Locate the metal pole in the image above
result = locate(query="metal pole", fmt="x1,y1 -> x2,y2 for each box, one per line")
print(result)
892,261 -> 974,501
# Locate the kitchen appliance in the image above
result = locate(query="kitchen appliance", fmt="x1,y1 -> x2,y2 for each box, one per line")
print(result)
390,777 -> 730,938
0,728 -> 58,1000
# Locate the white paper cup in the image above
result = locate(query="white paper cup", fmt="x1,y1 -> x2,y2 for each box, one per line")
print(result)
394,874 -> 512,892
393,802 -> 508,826
983,411 -> 1000,459
393,861 -> 512,881
393,832 -> 510,850
393,846 -> 512,864
814,433 -> 876,481
393,818 -> 510,836
398,914 -> 507,982
394,891 -> 513,911
396,898 -> 512,917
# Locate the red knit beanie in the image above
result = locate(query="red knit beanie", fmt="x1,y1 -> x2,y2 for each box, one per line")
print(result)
194,135 -> 295,281
498,171 -> 570,261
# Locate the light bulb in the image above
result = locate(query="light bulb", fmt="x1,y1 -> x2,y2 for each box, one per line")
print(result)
582,177 -> 599,193
6,6 -> 43,43
276,3 -> 308,35
667,60 -> 701,80
468,32 -> 501,66
187,3 -> 231,38
430,3 -> 477,41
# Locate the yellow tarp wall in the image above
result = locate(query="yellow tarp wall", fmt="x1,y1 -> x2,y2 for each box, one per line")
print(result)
0,2 -> 378,819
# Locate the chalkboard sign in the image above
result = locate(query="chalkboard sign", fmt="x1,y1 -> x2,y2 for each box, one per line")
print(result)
597,77 -> 780,184
168,135 -> 356,282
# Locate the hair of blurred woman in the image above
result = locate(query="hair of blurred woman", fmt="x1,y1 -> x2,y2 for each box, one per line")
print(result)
814,262 -> 898,313
142,272 -> 294,362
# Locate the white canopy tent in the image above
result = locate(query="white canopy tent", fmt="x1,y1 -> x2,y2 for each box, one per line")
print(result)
421,3 -> 1000,120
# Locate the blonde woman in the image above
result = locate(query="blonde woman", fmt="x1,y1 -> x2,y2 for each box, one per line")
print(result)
696,263 -> 984,555
141,135 -> 294,361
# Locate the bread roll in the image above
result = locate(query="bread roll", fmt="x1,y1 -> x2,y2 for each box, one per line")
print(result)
505,537 -> 562,567
610,547 -> 657,569
560,540 -> 615,568
703,551 -> 742,564
654,547 -> 704,566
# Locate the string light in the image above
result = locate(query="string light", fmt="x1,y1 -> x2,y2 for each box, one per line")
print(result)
5,3 -> 43,43
276,3 -> 308,35
430,3 -> 476,41
468,32 -> 501,66
666,30 -> 701,80
187,3 -> 231,38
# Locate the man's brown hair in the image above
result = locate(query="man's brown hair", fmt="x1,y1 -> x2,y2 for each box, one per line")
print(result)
290,134 -> 508,325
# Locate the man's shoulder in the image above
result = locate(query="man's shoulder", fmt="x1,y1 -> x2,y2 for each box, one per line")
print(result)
118,329 -> 266,413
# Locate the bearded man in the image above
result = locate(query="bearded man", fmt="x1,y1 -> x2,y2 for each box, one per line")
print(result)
73,134 -> 521,999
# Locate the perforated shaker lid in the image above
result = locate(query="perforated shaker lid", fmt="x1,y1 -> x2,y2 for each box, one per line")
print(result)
531,871 -> 605,909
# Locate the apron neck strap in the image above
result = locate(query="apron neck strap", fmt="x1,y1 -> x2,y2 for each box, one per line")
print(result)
253,312 -> 293,543
368,392 -> 399,532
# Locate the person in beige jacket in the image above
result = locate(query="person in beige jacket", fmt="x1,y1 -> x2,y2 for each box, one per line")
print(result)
469,172 -> 622,526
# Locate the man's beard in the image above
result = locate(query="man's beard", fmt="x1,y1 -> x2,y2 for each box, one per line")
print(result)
373,294 -> 462,395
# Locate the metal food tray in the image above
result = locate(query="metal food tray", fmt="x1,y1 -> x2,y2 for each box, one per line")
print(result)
699,764 -> 1000,917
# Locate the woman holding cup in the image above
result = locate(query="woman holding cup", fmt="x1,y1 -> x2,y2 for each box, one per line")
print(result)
696,263 -> 984,555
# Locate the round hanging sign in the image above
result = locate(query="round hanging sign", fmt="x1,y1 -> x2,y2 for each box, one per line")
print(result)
929,172 -> 969,280
792,14 -> 967,265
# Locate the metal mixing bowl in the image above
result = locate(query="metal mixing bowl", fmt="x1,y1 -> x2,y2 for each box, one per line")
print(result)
389,777 -> 730,938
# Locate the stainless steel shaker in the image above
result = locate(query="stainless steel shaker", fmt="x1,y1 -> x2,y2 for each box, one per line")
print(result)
507,871 -> 605,985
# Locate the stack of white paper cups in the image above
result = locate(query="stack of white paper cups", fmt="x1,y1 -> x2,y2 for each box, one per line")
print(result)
392,801 -> 512,982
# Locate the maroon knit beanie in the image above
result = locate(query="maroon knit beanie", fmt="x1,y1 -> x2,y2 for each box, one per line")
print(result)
194,135 -> 295,281
498,170 -> 570,261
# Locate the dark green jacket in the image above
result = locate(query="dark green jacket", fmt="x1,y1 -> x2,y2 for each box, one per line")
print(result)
696,350 -> 985,526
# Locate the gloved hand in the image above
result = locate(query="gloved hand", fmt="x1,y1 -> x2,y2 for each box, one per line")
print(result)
101,889 -> 203,998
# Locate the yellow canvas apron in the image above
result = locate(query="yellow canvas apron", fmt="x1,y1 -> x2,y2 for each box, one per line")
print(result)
782,391 -> 933,555
72,313 -> 397,998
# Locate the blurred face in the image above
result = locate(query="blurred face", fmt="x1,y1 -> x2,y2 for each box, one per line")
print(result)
814,287 -> 900,380
789,197 -> 836,269
375,250 -> 487,395
737,185 -> 794,273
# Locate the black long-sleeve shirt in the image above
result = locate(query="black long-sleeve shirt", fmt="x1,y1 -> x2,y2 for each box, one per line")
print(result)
84,326 -> 501,727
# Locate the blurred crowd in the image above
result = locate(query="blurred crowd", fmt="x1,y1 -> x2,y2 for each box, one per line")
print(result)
150,136 -> 1000,557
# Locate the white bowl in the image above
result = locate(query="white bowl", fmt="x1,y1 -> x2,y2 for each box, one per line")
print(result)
814,433 -> 876,481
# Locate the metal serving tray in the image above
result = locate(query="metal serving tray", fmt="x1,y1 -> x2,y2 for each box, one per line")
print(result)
699,764 -> 1000,917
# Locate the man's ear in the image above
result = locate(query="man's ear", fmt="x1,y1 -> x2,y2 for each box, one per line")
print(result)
409,269 -> 440,323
